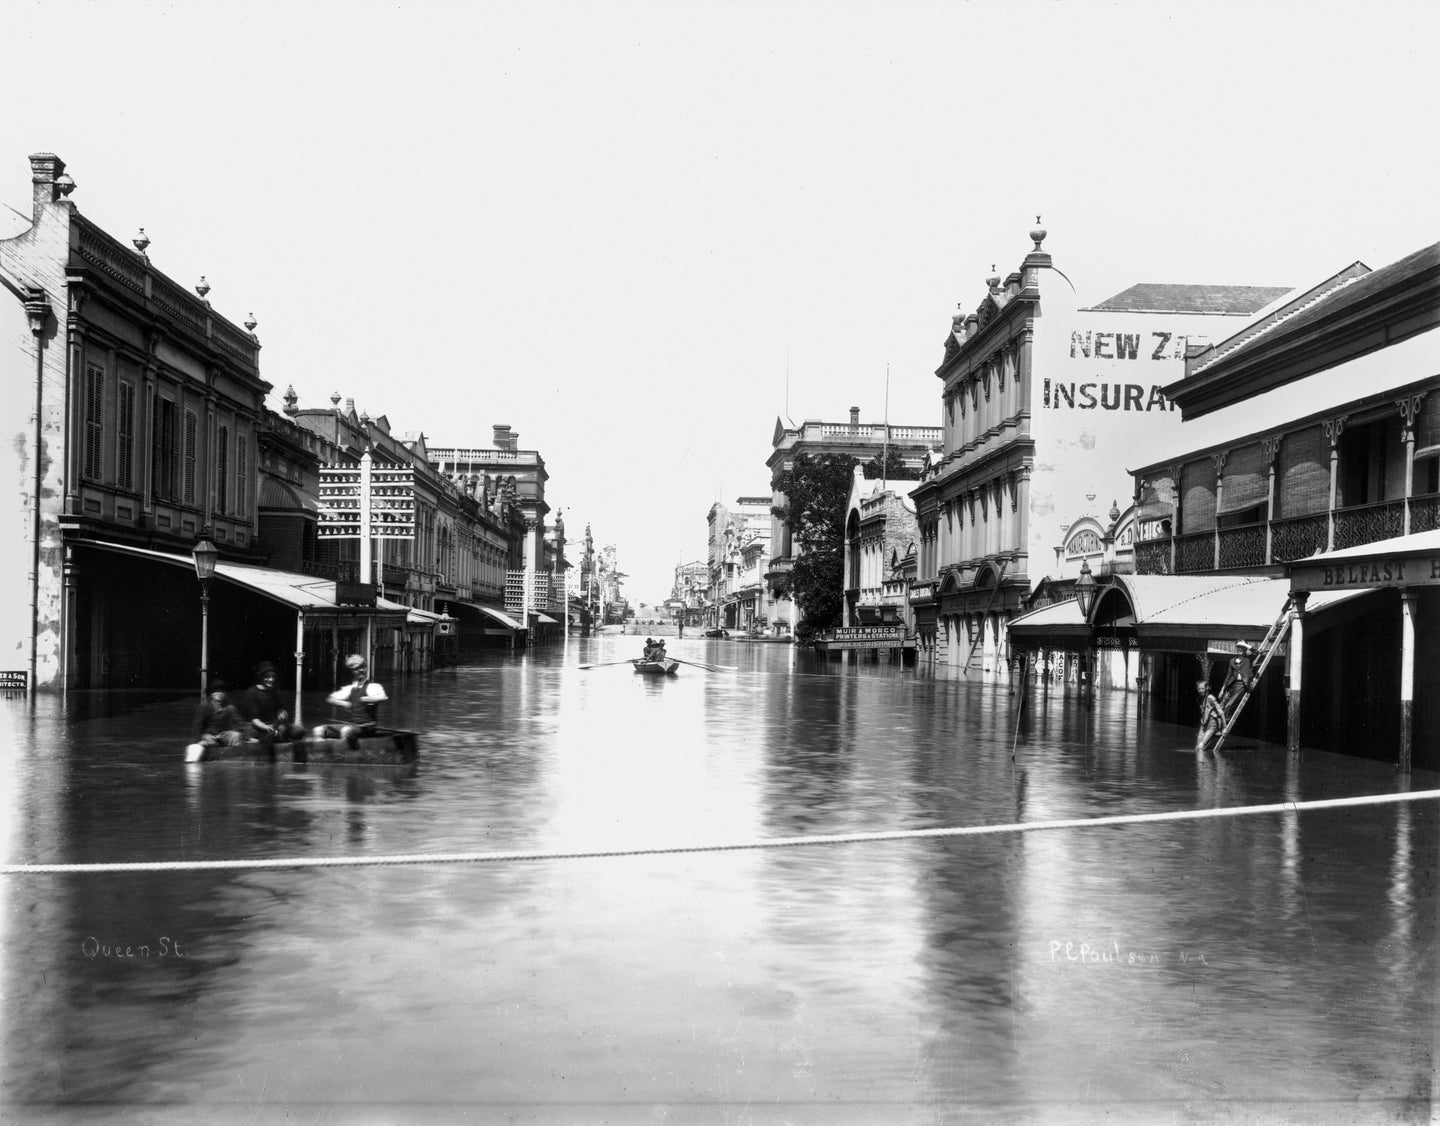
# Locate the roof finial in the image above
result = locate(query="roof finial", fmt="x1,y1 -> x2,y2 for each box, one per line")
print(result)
1030,215 -> 1047,251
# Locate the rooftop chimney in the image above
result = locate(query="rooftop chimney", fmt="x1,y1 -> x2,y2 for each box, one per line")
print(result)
850,406 -> 860,427
493,424 -> 516,451
29,153 -> 70,218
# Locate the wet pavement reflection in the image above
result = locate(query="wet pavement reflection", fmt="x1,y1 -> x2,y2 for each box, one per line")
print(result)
2,636 -> 1436,1123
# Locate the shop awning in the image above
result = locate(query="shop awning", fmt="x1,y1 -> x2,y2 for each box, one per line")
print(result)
450,601 -> 525,630
1287,529 -> 1440,592
532,612 -> 559,624
258,478 -> 321,514
1007,573 -> 1367,654
1006,598 -> 1092,652
377,599 -> 448,628
74,539 -> 408,626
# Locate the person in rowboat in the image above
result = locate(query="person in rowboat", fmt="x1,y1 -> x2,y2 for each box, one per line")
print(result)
313,654 -> 388,745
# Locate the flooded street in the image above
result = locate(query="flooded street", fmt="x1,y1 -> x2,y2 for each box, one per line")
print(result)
2,637 -> 1436,1124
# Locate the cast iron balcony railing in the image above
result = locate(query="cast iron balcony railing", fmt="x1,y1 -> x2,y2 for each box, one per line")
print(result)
1334,498 -> 1405,550
1411,491 -> 1440,533
1217,523 -> 1267,569
1173,531 -> 1213,574
1269,514 -> 1328,562
1134,539 -> 1170,574
1136,492 -> 1440,577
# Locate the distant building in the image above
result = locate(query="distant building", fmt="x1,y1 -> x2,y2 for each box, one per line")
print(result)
707,497 -> 772,632
430,426 -> 565,641
844,467 -> 919,630
767,406 -> 940,635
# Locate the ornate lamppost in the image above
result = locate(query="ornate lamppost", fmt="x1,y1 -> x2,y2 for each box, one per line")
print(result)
192,539 -> 218,695
1075,559 -> 1097,707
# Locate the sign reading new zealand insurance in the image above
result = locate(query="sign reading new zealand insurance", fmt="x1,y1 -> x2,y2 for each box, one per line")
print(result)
1027,300 -> 1232,583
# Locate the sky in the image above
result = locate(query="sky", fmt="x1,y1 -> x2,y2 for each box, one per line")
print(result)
2,0 -> 1436,604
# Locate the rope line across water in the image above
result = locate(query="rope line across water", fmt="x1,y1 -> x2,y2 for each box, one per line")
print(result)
5,789 -> 1438,876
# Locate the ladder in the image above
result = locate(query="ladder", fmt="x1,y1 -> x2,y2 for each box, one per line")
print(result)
1200,596 -> 1295,754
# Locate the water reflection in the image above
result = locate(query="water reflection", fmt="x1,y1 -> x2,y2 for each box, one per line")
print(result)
2,644 -> 1436,1121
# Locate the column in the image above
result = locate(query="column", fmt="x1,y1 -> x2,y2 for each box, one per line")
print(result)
1324,418 -> 1345,551
1399,590 -> 1414,774
1287,593 -> 1308,755
1399,395 -> 1423,536
1262,436 -> 1281,564
1212,452 -> 1226,570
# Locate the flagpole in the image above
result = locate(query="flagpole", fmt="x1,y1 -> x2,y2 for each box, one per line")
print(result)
882,363 -> 890,490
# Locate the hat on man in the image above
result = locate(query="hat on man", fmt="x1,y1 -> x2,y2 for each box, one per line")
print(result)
254,660 -> 276,677
209,677 -> 229,693
1235,640 -> 1253,651
345,654 -> 367,670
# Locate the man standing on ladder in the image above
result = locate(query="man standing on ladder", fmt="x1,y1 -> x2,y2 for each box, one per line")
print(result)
1220,640 -> 1256,715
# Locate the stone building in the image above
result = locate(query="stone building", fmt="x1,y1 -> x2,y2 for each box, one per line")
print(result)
843,467 -> 919,630
911,221 -> 1290,676
767,406 -> 940,636
0,153 -> 409,692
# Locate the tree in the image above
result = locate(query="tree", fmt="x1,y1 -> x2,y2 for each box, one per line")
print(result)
863,446 -> 921,482
770,452 -> 857,642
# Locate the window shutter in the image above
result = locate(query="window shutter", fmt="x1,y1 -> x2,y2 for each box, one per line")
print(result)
1278,426 -> 1330,517
84,365 -> 104,480
216,426 -> 229,515
1415,394 -> 1440,454
1136,474 -> 1175,522
1217,443 -> 1268,514
117,382 -> 134,489
1180,458 -> 1216,533
184,412 -> 197,504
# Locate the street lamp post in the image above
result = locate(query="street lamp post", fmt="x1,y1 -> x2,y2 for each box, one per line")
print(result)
192,539 -> 218,696
1075,559 -> 1097,708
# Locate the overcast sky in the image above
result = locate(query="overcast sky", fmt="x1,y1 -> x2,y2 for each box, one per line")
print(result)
3,0 -> 1436,603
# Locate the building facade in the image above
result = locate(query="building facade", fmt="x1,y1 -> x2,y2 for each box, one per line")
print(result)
0,153 -> 563,693
767,406 -> 940,636
707,496 -> 773,633
1121,241 -> 1440,767
912,222 -> 1291,676
843,467 -> 920,630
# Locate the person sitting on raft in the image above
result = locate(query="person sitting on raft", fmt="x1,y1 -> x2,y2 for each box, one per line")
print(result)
313,654 -> 388,745
237,661 -> 305,753
192,679 -> 246,749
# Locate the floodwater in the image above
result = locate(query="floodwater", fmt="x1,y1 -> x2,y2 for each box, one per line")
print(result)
1,636 -> 1436,1125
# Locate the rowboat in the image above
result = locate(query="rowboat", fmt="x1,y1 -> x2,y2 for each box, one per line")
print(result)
631,658 -> 679,676
185,729 -> 420,765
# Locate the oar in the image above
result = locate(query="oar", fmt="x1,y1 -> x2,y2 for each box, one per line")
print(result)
673,657 -> 738,673
577,659 -> 638,670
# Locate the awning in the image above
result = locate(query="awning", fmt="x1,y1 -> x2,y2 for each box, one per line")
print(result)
532,612 -> 559,624
1007,573 -> 1367,654
1007,598 -> 1092,652
258,478 -> 321,514
450,601 -> 525,630
74,539 -> 408,626
377,599 -> 448,628
1287,529 -> 1440,593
